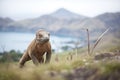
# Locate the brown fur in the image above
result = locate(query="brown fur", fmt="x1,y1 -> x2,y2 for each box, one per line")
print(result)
19,29 -> 52,68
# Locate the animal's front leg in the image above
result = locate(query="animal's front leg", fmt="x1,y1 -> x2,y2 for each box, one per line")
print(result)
19,52 -> 30,68
38,57 -> 44,63
19,57 -> 26,68
29,53 -> 39,66
45,51 -> 52,63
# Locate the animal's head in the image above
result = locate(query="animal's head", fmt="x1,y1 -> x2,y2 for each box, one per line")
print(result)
36,29 -> 50,44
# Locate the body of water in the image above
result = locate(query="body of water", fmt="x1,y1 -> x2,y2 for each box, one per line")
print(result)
0,32 -> 83,53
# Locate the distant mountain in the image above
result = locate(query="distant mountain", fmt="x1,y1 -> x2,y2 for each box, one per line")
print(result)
5,8 -> 88,33
0,17 -> 14,27
96,12 -> 120,29
96,12 -> 120,37
50,8 -> 87,20
0,17 -> 14,31
0,8 -> 120,38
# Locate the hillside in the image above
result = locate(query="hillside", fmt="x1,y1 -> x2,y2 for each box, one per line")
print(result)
0,48 -> 120,80
0,8 -> 120,38
0,17 -> 14,31
95,12 -> 120,38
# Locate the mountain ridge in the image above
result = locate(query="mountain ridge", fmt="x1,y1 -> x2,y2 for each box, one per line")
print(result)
0,8 -> 120,38
50,8 -> 87,20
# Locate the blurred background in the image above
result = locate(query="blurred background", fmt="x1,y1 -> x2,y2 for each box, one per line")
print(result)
0,0 -> 120,53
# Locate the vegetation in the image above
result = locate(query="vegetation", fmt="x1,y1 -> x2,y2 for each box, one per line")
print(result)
0,50 -> 22,62
0,44 -> 120,80
0,35 -> 120,80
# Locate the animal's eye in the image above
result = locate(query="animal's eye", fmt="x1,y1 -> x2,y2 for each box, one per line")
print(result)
39,34 -> 42,37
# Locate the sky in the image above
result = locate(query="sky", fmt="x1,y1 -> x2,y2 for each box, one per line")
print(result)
0,0 -> 120,21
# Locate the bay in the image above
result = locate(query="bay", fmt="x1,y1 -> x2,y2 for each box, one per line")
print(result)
0,32 -> 83,53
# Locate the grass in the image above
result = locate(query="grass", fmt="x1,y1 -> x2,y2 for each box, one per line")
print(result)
0,53 -> 83,80
0,51 -> 120,80
0,36 -> 120,80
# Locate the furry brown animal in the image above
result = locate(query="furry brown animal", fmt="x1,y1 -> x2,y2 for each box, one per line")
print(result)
19,29 -> 52,68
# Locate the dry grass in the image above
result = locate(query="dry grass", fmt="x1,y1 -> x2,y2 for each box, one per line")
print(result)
0,51 -> 92,80
0,36 -> 120,80
0,50 -> 120,80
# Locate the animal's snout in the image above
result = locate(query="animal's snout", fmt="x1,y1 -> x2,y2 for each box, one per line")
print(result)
44,37 -> 49,42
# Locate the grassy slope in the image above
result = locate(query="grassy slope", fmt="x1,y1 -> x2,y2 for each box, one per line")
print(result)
0,35 -> 120,80
0,53 -> 120,80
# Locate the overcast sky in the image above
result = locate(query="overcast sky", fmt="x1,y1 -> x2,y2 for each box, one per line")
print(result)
0,0 -> 120,20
